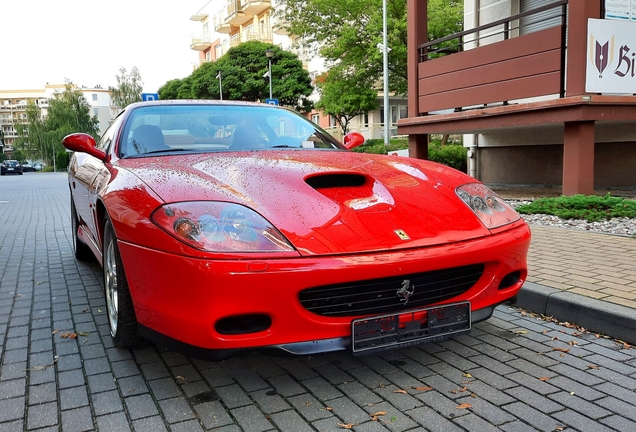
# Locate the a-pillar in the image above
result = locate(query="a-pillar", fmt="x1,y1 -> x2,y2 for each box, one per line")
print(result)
562,121 -> 595,196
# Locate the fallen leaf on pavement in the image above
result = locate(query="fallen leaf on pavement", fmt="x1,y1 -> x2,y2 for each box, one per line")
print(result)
27,365 -> 48,371
394,389 -> 407,394
412,386 -> 433,391
338,423 -> 354,429
540,377 -> 550,381
456,403 -> 472,409
553,347 -> 570,353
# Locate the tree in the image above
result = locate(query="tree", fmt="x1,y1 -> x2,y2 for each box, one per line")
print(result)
14,102 -> 46,161
273,0 -> 462,97
186,41 -> 314,112
158,78 -> 193,100
44,83 -> 100,168
315,69 -> 378,135
109,66 -> 144,108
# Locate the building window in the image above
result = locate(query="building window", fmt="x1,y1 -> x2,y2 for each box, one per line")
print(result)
400,105 -> 408,119
391,105 -> 399,124
361,112 -> 369,127
92,94 -> 98,101
312,114 -> 320,124
93,108 -> 99,116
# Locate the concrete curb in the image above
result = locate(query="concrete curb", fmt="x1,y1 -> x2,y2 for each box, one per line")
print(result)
512,281 -> 636,345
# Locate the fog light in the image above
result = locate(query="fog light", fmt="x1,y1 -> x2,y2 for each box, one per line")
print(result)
215,314 -> 272,335
498,271 -> 521,289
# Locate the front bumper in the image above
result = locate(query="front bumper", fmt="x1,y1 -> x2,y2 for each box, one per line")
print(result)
118,222 -> 530,353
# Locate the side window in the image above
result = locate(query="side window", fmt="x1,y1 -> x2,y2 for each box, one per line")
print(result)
98,115 -> 124,153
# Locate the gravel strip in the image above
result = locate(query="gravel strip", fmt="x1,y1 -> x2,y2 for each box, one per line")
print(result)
506,200 -> 636,237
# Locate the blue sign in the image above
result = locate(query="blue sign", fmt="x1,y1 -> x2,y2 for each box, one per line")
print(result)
265,98 -> 279,105
142,93 -> 159,101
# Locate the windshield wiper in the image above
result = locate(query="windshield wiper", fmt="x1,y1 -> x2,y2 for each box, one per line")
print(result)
145,148 -> 186,154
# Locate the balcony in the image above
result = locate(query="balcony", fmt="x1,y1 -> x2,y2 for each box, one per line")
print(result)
414,1 -> 568,116
190,33 -> 211,51
225,0 -> 250,26
271,15 -> 288,35
229,34 -> 241,48
213,11 -> 232,33
240,27 -> 273,44
242,0 -> 270,16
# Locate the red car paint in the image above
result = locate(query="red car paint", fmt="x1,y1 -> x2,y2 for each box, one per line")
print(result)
64,100 -> 530,358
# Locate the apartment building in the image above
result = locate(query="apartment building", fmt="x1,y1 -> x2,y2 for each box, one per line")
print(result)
399,0 -> 636,195
189,0 -> 408,141
0,85 -> 115,156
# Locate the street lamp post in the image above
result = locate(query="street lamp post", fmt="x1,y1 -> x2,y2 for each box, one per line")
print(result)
382,0 -> 390,145
216,71 -> 223,100
265,49 -> 274,100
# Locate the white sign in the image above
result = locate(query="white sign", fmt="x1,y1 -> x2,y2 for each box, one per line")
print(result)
586,18 -> 636,94
604,0 -> 635,21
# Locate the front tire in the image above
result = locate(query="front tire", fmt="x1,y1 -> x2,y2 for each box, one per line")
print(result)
71,198 -> 93,261
103,217 -> 143,347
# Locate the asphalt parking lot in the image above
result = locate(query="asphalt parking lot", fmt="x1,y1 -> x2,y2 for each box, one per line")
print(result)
1,172 -> 636,432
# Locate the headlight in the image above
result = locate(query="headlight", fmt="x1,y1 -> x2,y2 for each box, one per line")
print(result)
456,183 -> 520,229
151,202 -> 295,252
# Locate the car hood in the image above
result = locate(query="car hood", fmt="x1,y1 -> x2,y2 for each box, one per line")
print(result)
119,151 -> 491,256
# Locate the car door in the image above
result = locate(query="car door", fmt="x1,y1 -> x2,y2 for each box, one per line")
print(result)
71,119 -> 120,249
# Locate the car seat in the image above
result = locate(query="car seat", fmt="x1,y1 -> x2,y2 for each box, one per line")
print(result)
228,125 -> 263,149
131,125 -> 171,154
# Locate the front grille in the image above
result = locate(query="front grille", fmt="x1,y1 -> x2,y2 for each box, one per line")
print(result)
299,264 -> 484,317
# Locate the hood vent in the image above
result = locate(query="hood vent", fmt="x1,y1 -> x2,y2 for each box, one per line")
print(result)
305,173 -> 366,189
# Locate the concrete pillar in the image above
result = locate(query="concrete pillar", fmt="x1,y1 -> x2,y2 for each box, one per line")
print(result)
562,121 -> 595,196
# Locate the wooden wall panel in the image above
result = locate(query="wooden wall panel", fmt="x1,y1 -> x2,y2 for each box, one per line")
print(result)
417,26 -> 563,114
418,50 -> 561,96
418,26 -> 562,78
418,72 -> 561,113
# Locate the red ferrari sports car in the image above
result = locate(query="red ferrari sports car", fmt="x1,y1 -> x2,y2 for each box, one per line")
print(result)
63,100 -> 530,359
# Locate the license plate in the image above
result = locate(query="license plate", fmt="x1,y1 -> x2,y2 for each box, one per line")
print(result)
8,168 -> 14,171
351,302 -> 471,355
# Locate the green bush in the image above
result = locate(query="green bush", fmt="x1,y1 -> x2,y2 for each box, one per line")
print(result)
354,139 -> 468,172
428,143 -> 468,173
516,193 -> 636,222
353,139 -> 408,154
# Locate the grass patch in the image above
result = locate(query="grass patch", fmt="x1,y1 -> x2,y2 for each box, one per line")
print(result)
516,193 -> 636,222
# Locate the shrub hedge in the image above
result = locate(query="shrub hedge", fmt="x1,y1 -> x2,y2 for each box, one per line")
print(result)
354,138 -> 468,173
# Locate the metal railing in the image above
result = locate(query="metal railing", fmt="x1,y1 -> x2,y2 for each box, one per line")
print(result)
419,0 -> 568,62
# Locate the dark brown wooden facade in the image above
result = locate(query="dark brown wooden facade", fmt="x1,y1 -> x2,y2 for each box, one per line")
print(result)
398,0 -> 636,195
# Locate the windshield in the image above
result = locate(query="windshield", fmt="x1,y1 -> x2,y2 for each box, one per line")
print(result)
119,104 -> 344,157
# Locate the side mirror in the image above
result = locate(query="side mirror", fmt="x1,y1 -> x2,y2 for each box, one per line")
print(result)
342,131 -> 365,150
62,133 -> 106,160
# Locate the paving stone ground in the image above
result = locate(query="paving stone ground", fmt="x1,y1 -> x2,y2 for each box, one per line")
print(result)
1,173 -> 635,431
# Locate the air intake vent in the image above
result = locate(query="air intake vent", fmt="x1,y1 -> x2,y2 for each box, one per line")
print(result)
305,173 -> 366,189
299,264 -> 484,317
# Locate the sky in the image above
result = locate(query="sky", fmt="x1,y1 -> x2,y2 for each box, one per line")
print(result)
1,0 -> 212,93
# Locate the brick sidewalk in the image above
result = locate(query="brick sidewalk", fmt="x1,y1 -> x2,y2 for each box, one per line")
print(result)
527,225 -> 636,309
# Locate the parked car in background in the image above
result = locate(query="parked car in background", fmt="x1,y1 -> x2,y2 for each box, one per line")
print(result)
1,160 -> 23,175
62,100 -> 531,360
22,164 -> 36,172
